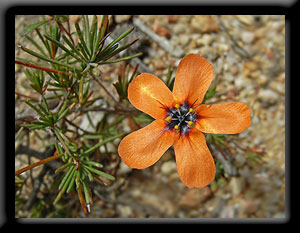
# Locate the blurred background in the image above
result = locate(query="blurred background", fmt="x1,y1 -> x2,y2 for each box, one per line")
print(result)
15,15 -> 285,218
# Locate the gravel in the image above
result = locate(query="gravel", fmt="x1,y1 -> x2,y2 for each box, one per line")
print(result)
15,15 -> 285,219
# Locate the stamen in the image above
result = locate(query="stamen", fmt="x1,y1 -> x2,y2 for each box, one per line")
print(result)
165,102 -> 199,135
165,116 -> 171,122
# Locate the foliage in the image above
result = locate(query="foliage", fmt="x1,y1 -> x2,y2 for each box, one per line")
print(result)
15,15 -> 142,215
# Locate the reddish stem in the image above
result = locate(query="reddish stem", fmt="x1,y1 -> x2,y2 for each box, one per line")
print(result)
15,60 -> 69,76
15,151 -> 62,176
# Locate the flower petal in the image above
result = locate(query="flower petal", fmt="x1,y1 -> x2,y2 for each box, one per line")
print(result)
173,129 -> 216,188
118,119 -> 175,169
195,102 -> 251,134
172,54 -> 213,105
128,73 -> 174,119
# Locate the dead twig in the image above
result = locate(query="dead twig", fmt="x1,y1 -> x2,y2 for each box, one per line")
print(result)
217,16 -> 252,59
209,143 -> 238,176
133,17 -> 184,58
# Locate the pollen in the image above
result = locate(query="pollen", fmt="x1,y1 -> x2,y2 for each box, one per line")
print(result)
188,121 -> 194,126
165,116 -> 171,122
165,101 -> 199,135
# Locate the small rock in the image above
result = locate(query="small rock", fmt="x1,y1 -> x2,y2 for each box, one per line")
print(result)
241,31 -> 255,44
117,161 -> 132,175
234,153 -> 246,167
172,23 -> 186,34
116,204 -> 134,217
257,88 -> 279,107
154,24 -> 171,39
243,61 -> 259,77
191,15 -> 219,33
229,177 -> 246,196
161,161 -> 177,175
236,15 -> 254,26
114,15 -> 132,24
179,187 -> 212,210
69,15 -> 79,24
196,34 -> 213,46
168,15 -> 179,23
244,200 -> 258,215
178,34 -> 190,46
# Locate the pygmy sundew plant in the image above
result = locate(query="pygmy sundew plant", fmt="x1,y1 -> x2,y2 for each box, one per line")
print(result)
118,54 -> 251,188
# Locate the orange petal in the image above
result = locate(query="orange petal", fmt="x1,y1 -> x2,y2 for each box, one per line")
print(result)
195,102 -> 251,134
172,54 -> 213,105
173,129 -> 216,188
128,73 -> 174,119
118,119 -> 175,169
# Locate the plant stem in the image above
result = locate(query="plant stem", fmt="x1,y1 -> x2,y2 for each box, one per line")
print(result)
15,151 -> 63,176
15,60 -> 70,75
89,71 -> 119,104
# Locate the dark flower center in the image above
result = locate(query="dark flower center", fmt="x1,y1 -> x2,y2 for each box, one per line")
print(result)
165,101 -> 199,135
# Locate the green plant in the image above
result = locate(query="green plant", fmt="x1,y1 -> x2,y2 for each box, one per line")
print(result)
15,15 -> 142,215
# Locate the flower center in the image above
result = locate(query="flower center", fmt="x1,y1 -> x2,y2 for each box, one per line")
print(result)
165,102 -> 199,135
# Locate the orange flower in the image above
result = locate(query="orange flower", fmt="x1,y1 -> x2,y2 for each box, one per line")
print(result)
118,54 -> 251,188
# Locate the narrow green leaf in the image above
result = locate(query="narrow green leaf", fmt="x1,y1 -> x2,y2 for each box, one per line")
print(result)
21,19 -> 49,36
83,16 -> 90,48
89,15 -> 98,54
44,34 -> 84,62
101,43 -> 132,61
15,126 -> 25,141
96,44 -> 118,62
58,165 -> 75,190
82,165 -> 94,182
56,107 -> 70,122
62,35 -> 87,62
20,45 -> 75,70
25,100 -> 45,118
97,53 -> 142,65
25,35 -> 47,57
55,162 -> 73,174
66,170 -> 77,193
75,23 -> 91,57
54,165 -> 76,205
23,123 -> 47,130
83,160 -> 103,168
82,164 -> 115,180
203,81 -> 217,102
101,27 -> 134,54
41,96 -> 50,114
83,133 -> 125,155
35,28 -> 52,56
82,180 -> 90,204
57,100 -> 68,116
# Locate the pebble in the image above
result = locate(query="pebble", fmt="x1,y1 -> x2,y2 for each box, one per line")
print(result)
179,187 -> 212,210
15,15 -> 285,218
196,34 -> 213,46
178,34 -> 190,46
229,177 -> 246,197
117,161 -> 132,175
257,88 -> 279,106
241,31 -> 255,44
234,153 -> 246,167
172,23 -> 186,34
190,15 -> 219,33
160,161 -> 177,175
114,15 -> 131,24
236,15 -> 255,26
